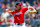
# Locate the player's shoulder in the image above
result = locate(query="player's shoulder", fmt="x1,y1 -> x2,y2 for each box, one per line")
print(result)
21,7 -> 28,9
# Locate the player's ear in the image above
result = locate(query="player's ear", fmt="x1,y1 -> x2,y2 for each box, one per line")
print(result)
16,5 -> 17,6
15,5 -> 17,8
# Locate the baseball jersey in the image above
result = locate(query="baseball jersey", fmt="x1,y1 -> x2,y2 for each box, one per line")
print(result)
11,7 -> 28,24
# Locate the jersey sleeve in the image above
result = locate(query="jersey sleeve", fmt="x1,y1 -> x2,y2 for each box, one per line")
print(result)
11,10 -> 15,15
22,7 -> 28,13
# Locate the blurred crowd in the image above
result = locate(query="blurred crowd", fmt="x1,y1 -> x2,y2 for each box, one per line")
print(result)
0,0 -> 40,27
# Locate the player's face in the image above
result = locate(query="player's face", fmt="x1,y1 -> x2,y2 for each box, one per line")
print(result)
16,5 -> 21,10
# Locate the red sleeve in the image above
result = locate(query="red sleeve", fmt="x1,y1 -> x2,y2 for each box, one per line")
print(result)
22,7 -> 28,13
11,10 -> 15,15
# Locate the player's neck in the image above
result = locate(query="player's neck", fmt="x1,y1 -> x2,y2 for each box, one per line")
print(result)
17,9 -> 21,11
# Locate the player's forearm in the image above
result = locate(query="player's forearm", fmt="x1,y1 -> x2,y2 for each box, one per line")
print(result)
8,11 -> 13,15
29,7 -> 37,12
28,6 -> 34,10
8,12 -> 12,15
6,9 -> 12,15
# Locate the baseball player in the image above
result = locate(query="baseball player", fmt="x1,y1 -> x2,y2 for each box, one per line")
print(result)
8,3 -> 37,27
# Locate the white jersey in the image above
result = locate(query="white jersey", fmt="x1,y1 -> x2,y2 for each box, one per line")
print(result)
1,12 -> 10,19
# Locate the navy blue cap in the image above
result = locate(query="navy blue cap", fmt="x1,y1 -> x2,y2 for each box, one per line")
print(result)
15,3 -> 22,7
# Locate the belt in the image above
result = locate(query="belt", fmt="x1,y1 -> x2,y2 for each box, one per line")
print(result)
15,24 -> 23,26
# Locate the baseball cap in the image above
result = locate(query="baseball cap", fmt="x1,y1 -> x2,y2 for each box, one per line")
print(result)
15,3 -> 22,7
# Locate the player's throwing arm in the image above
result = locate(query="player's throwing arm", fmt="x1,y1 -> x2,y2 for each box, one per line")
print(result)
28,7 -> 37,14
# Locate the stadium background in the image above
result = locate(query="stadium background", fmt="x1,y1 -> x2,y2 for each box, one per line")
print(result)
0,0 -> 40,27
